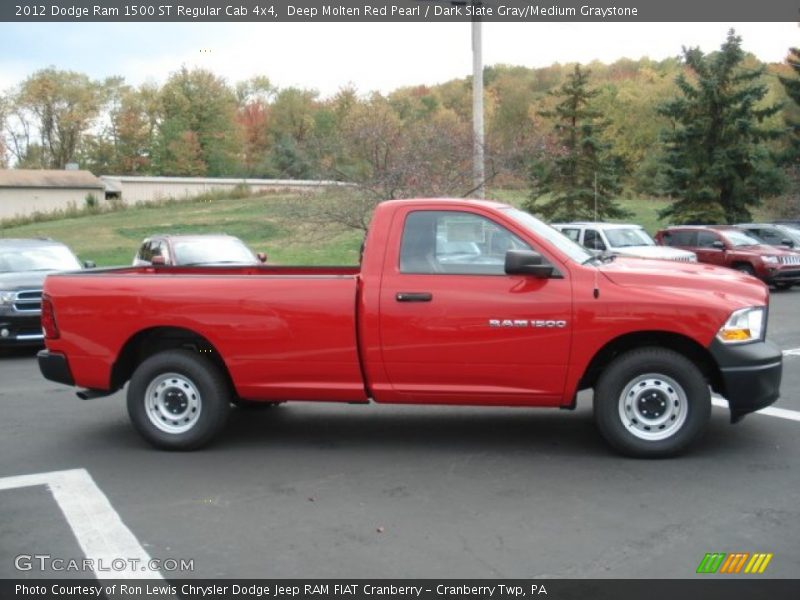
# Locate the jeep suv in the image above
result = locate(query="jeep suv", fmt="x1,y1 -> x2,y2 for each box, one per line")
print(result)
654,225 -> 800,289
0,239 -> 88,346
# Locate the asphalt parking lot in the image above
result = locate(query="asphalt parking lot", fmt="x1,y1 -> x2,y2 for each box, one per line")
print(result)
1,290 -> 799,581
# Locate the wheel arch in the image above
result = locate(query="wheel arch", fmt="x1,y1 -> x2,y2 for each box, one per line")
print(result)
732,261 -> 756,273
110,326 -> 234,393
578,331 -> 723,396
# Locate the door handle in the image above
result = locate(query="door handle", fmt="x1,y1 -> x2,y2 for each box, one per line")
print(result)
396,292 -> 433,302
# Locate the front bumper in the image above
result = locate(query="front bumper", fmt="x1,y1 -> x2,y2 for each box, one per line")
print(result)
709,338 -> 782,422
0,315 -> 44,346
765,267 -> 800,285
37,350 -> 75,386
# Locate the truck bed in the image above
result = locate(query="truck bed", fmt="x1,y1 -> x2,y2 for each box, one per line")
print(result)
44,265 -> 367,402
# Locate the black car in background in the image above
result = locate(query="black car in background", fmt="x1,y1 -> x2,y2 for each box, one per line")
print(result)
0,238 -> 91,346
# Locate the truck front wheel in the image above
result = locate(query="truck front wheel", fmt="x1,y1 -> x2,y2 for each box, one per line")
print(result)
594,348 -> 710,458
127,350 -> 230,450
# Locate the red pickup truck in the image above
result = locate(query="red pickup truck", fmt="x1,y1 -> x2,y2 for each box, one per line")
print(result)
38,199 -> 782,457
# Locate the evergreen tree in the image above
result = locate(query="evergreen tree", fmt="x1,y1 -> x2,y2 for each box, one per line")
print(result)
658,30 -> 784,224
779,47 -> 800,160
524,64 -> 630,222
775,47 -> 800,217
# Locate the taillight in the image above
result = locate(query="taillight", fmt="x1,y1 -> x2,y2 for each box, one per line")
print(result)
41,295 -> 60,339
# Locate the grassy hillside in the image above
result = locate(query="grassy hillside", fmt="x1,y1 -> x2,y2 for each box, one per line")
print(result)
0,190 -> 691,267
0,193 -> 365,267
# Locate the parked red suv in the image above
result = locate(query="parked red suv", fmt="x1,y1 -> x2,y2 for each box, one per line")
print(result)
655,225 -> 800,289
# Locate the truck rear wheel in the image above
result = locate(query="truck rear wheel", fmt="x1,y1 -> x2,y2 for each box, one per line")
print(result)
127,350 -> 230,450
593,348 -> 710,458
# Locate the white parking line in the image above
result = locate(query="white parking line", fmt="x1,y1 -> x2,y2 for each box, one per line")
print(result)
783,347 -> 800,357
0,468 -> 162,580
712,398 -> 800,423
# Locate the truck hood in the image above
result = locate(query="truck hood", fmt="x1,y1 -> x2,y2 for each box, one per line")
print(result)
612,245 -> 695,260
0,271 -> 49,290
598,257 -> 767,305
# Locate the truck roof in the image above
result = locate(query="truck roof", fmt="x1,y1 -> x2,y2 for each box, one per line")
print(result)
379,198 -> 512,211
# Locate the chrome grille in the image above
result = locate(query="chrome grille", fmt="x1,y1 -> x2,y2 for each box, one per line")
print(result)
779,255 -> 800,266
12,290 -> 43,313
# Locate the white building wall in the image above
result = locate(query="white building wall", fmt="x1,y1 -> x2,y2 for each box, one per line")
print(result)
0,188 -> 102,220
102,177 -> 345,205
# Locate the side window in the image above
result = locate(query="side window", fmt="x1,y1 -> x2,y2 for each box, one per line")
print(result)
662,230 -> 697,246
697,231 -> 721,248
560,228 -> 580,243
758,229 -> 780,243
583,229 -> 606,251
138,241 -> 152,262
400,210 -> 531,275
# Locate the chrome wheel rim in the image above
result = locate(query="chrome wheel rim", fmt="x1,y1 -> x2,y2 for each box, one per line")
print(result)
618,373 -> 687,441
145,372 -> 202,434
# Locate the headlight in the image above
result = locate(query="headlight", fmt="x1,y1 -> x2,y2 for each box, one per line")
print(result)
717,307 -> 765,344
763,255 -> 779,265
0,291 -> 15,306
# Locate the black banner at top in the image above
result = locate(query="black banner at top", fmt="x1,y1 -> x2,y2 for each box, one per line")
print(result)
2,0 -> 799,22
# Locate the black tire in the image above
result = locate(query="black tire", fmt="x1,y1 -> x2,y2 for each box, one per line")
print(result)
231,398 -> 284,410
734,263 -> 756,277
593,348 -> 710,458
127,349 -> 230,450
774,282 -> 792,291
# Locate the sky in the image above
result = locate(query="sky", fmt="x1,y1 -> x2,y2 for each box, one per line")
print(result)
0,21 -> 797,96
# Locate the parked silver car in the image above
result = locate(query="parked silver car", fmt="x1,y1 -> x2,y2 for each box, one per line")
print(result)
552,222 -> 697,262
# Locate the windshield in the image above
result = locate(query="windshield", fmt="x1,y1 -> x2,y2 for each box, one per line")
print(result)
604,228 -> 655,248
172,238 -> 257,265
501,208 -> 593,264
723,230 -> 763,247
0,245 -> 81,272
777,225 -> 800,245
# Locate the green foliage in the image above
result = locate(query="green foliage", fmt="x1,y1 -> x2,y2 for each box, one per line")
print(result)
1,49 -> 792,204
6,68 -> 107,168
778,48 -> 800,160
524,65 -> 631,222
775,47 -> 800,218
154,67 -> 242,177
658,30 -> 785,224
84,193 -> 99,210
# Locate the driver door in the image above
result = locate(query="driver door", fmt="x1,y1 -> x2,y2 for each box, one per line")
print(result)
378,208 -> 573,406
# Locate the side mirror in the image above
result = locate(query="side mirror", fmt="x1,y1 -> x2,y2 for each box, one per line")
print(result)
256,252 -> 267,263
504,249 -> 555,278
83,260 -> 96,269
781,238 -> 794,248
151,255 -> 166,266
711,240 -> 725,250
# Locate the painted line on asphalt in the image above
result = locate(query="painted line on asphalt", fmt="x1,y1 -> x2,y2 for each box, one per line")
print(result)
712,398 -> 800,423
783,347 -> 800,357
0,468 -> 162,580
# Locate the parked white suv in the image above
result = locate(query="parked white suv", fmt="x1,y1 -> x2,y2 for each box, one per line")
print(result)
552,222 -> 697,262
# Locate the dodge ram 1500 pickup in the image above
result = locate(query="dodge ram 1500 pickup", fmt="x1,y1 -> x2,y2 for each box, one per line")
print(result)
38,199 -> 783,457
